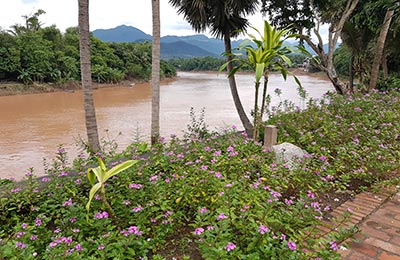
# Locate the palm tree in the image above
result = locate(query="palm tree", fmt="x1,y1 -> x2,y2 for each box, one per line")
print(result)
226,21 -> 301,139
78,0 -> 100,152
151,0 -> 161,145
168,0 -> 256,137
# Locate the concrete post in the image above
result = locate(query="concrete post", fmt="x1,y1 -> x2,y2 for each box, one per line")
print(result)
264,125 -> 277,149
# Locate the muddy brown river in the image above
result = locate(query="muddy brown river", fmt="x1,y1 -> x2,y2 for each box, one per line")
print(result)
0,72 -> 333,180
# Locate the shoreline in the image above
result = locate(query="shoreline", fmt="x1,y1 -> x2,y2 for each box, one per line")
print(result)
0,70 -> 328,97
0,77 -> 176,97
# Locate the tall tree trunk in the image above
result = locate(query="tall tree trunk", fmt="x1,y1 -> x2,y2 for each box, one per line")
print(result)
300,0 -> 359,95
382,50 -> 388,80
349,54 -> 354,92
78,0 -> 100,152
369,9 -> 394,91
223,33 -> 253,137
151,0 -> 160,145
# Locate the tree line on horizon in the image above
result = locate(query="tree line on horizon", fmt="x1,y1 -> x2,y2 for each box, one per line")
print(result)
0,10 -> 176,85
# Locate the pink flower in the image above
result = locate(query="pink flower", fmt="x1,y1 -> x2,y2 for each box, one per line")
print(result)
194,227 -> 204,235
94,211 -> 109,219
127,226 -> 142,236
225,242 -> 236,252
258,225 -> 269,235
198,207 -> 207,214
287,241 -> 297,250
216,213 -> 227,221
329,241 -> 338,251
128,183 -> 142,189
74,244 -> 83,252
15,241 -> 26,249
132,206 -> 144,212
35,217 -> 42,226
62,198 -> 73,207
214,172 -> 223,178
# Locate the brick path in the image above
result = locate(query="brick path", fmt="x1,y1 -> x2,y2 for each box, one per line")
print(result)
335,187 -> 400,260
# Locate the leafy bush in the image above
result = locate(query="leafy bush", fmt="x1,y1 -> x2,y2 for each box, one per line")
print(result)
267,90 -> 400,189
376,74 -> 400,92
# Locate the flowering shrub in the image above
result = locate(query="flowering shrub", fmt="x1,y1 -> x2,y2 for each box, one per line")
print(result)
0,90 -> 398,259
267,90 -> 400,189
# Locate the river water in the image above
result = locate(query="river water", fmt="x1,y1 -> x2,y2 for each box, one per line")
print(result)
0,72 -> 333,180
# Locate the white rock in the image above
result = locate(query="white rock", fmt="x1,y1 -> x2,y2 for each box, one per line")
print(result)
272,142 -> 310,169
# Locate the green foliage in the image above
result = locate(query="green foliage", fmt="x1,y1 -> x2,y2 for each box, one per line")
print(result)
334,45 -> 352,77
223,20 -> 305,140
86,158 -> 137,212
376,74 -> 400,91
168,56 -> 226,71
185,107 -> 209,139
267,90 -> 400,189
0,12 -> 176,85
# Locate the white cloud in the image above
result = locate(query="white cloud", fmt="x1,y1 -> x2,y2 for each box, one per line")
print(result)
0,0 -> 193,36
0,0 -> 329,42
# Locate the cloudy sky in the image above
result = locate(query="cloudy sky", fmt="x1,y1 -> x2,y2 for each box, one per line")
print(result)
1,0 -> 266,37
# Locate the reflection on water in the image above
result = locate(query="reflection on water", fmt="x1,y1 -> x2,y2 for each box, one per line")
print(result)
0,72 -> 333,179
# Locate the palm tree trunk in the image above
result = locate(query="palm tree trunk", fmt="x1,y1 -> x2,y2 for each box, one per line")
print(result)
151,0 -> 161,145
369,9 -> 394,91
78,0 -> 100,152
382,49 -> 388,80
223,33 -> 253,137
349,54 -> 354,92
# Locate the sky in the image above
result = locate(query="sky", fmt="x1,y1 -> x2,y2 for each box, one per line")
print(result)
0,0 -> 267,38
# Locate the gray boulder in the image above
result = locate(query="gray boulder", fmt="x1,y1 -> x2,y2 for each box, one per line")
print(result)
272,142 -> 310,169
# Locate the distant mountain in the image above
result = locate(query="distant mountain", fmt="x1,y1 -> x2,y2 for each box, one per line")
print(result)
93,25 -> 151,42
161,41 -> 216,59
92,25 -> 337,59
92,25 -> 246,59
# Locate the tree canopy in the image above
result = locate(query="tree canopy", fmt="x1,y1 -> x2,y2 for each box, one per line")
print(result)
0,11 -> 176,85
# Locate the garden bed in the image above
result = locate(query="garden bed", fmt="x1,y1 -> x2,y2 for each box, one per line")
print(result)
0,90 -> 399,259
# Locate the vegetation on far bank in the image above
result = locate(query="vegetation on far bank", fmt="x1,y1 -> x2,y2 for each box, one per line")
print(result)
0,89 -> 399,259
0,10 -> 176,86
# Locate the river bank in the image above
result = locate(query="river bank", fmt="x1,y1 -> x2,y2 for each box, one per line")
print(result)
0,77 -> 176,97
0,69 -> 327,97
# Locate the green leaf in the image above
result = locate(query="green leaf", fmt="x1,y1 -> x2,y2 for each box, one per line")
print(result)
87,168 -> 97,186
104,160 -> 137,182
86,182 -> 101,211
294,75 -> 302,88
255,63 -> 265,83
98,158 -> 107,172
219,62 -> 229,72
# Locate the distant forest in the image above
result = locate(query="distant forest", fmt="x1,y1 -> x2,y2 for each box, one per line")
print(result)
0,11 -> 176,84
